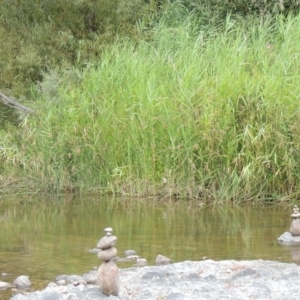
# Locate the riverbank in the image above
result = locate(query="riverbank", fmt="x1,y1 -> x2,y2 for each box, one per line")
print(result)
3,14 -> 300,203
10,259 -> 300,299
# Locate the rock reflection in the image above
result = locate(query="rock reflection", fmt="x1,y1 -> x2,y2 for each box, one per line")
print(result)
289,246 -> 300,262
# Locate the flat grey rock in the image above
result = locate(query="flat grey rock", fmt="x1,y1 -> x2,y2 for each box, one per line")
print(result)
124,250 -> 136,257
278,231 -> 300,245
0,281 -> 13,289
10,260 -> 300,300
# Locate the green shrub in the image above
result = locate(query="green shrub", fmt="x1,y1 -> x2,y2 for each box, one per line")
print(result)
0,104 -> 18,128
158,0 -> 300,25
0,0 -> 155,96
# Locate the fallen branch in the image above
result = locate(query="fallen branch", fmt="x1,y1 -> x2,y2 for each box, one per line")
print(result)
0,90 -> 34,114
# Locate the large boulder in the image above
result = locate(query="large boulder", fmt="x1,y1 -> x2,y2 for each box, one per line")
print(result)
97,260 -> 120,296
278,231 -> 300,245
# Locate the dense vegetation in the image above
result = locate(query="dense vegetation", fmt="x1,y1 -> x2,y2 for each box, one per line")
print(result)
1,0 -> 300,203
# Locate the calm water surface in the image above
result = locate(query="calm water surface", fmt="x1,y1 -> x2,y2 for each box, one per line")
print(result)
0,195 -> 297,298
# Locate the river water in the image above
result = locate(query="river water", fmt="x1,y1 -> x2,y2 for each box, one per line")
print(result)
0,195 -> 297,299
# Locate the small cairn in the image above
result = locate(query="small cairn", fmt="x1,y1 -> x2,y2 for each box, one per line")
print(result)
290,205 -> 300,236
97,227 -> 120,296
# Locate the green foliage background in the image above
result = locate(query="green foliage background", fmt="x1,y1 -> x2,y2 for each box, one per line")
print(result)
2,0 -> 300,202
0,0 -> 156,96
1,0 -> 300,96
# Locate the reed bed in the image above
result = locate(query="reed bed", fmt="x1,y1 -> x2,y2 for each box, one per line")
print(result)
4,15 -> 300,203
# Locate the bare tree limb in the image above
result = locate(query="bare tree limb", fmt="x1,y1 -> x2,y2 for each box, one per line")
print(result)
0,90 -> 34,114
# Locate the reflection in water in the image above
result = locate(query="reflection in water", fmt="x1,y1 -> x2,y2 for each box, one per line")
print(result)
289,246 -> 300,262
0,196 -> 295,298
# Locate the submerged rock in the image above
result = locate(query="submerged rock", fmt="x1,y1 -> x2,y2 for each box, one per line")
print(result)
136,258 -> 148,267
13,276 -> 31,289
155,254 -> 172,265
0,281 -> 13,290
124,250 -> 136,257
124,255 -> 139,261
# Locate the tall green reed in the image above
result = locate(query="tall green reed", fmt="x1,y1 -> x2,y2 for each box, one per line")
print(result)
9,14 -> 300,202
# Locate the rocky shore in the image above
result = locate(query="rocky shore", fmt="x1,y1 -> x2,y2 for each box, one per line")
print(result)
9,259 -> 300,300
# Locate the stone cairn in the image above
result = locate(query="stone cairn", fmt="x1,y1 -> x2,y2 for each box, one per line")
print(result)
97,227 -> 120,296
290,205 -> 300,236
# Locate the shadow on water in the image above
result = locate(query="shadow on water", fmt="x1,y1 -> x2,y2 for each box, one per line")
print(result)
0,195 -> 298,298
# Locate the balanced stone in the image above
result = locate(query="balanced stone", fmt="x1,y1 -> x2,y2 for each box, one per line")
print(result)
97,247 -> 118,262
104,227 -> 113,235
98,260 -> 120,296
291,205 -> 300,218
290,219 -> 300,236
97,235 -> 117,250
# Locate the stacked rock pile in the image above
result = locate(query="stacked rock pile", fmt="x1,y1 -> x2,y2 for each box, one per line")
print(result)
96,227 -> 120,296
290,205 -> 300,236
278,204 -> 300,245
